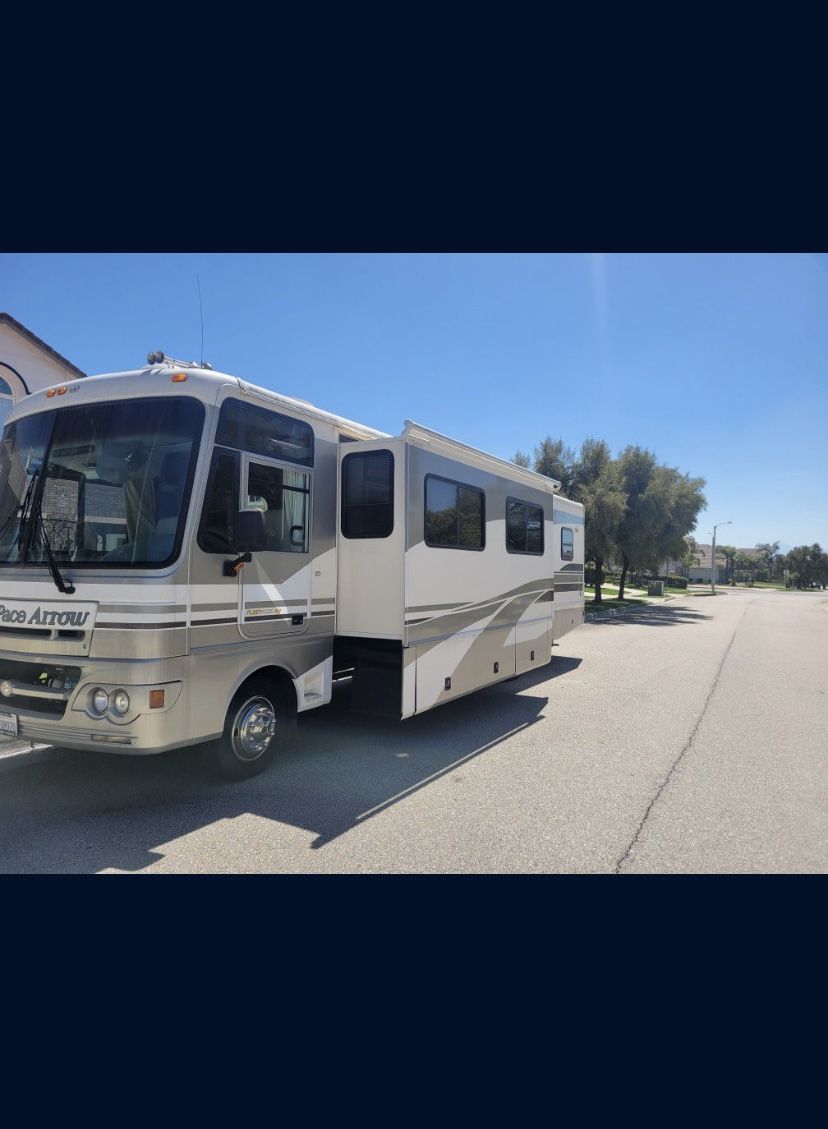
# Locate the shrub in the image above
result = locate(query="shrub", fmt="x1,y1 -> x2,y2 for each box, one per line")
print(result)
661,574 -> 688,589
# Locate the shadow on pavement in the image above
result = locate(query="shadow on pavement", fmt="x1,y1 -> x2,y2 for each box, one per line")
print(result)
0,655 -> 581,873
586,605 -> 712,627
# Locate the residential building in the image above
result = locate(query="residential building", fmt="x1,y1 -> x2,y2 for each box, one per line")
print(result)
0,312 -> 86,428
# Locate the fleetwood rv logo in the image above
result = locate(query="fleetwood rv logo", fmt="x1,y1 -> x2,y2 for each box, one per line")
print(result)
0,600 -> 97,629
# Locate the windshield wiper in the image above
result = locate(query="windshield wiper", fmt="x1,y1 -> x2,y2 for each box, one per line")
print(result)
22,470 -> 75,595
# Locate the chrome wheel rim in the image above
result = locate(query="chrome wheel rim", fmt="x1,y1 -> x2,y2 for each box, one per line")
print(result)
230,696 -> 277,762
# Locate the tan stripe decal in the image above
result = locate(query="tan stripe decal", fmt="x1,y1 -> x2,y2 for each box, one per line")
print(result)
405,601 -> 465,614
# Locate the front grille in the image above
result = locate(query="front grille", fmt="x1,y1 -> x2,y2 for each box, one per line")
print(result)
0,659 -> 81,718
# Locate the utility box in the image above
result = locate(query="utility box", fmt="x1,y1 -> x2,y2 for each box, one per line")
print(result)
648,580 -> 665,596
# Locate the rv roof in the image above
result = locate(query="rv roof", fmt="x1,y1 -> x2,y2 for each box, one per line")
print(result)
403,420 -> 561,493
14,363 -> 389,443
8,364 -> 564,496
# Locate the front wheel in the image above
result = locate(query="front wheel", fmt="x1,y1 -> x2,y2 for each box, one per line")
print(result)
211,677 -> 295,780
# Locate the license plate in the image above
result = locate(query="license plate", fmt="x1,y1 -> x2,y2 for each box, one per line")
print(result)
0,712 -> 19,737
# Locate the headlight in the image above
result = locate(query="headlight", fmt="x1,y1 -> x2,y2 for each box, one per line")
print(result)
91,688 -> 109,715
110,690 -> 131,716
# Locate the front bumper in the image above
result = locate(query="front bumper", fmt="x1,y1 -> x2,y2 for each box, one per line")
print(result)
0,655 -> 197,755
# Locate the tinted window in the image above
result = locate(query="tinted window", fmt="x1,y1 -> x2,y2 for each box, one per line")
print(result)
425,475 -> 485,550
561,527 -> 574,561
341,450 -> 394,539
0,398 -> 203,569
246,461 -> 310,553
198,449 -> 238,554
216,399 -> 313,467
506,497 -> 544,555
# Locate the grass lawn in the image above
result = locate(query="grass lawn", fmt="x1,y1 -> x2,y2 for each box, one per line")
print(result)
584,595 -> 647,610
586,584 -> 687,601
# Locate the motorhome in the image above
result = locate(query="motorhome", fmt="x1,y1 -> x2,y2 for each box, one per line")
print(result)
0,357 -> 585,777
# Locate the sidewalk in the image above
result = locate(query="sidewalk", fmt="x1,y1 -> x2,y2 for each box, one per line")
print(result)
583,584 -> 730,621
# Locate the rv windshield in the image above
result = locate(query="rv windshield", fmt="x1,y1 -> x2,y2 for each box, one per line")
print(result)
0,397 -> 204,569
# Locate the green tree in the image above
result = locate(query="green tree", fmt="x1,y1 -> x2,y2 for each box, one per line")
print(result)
512,451 -> 531,468
681,535 -> 699,578
571,438 -> 625,604
650,466 -> 707,568
532,436 -> 576,496
785,544 -> 828,589
718,545 -> 737,584
734,551 -> 756,585
755,542 -> 781,580
614,446 -> 664,600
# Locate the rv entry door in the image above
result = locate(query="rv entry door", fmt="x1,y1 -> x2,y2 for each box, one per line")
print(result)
238,453 -> 312,639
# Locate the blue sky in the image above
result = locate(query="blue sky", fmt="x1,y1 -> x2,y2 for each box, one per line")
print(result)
1,253 -> 826,549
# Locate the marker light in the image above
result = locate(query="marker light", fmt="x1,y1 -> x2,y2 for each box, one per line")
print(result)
46,389 -> 57,398
56,386 -> 67,395
149,689 -> 165,709
171,372 -> 188,383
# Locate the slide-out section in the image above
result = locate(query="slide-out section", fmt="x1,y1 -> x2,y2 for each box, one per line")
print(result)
335,436 -> 406,716
403,440 -> 556,717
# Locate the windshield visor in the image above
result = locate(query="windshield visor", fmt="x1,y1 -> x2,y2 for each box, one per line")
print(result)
0,397 -> 204,568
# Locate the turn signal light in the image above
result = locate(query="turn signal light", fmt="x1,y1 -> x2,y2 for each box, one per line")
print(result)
149,689 -> 165,709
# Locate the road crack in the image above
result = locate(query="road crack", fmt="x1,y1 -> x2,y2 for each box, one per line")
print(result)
613,600 -> 752,874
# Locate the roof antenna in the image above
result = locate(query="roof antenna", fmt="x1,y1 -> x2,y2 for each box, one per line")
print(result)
197,273 -> 205,367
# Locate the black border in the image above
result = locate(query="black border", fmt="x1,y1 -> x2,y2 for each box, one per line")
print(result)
0,396 -> 204,572
216,397 -> 315,469
197,446 -> 240,556
341,448 -> 395,540
560,526 -> 575,562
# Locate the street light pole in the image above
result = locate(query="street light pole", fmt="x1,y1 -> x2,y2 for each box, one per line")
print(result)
711,521 -> 733,594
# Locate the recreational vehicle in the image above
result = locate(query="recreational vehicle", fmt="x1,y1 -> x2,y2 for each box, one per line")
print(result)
0,357 -> 585,777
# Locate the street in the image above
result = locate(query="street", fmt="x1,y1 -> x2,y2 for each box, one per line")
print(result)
0,587 -> 825,873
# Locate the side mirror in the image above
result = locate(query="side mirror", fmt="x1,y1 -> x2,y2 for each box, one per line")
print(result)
235,510 -> 266,553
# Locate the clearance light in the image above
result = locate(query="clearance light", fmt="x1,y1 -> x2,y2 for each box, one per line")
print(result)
170,372 -> 187,383
149,689 -> 165,709
56,386 -> 67,395
46,388 -> 57,398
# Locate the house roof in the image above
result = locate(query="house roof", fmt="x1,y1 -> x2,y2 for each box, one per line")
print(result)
0,312 -> 86,380
690,544 -> 763,568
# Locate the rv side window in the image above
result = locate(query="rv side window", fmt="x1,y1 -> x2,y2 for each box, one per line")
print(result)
424,475 -> 485,550
341,450 -> 394,539
506,497 -> 544,555
561,527 -> 574,561
198,449 -> 239,554
245,460 -> 310,553
216,398 -> 314,467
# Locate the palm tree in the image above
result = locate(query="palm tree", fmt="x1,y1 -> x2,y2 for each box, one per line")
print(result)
718,545 -> 737,584
755,542 -> 780,580
680,535 -> 698,579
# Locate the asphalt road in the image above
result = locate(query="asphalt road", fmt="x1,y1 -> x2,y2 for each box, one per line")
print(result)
0,587 -> 825,873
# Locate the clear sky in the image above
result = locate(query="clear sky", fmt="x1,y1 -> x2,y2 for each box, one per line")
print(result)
1,253 -> 826,549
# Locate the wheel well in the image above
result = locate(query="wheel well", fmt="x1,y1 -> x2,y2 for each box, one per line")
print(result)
234,666 -> 297,716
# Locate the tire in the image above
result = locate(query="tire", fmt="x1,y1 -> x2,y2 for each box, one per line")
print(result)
211,676 -> 296,781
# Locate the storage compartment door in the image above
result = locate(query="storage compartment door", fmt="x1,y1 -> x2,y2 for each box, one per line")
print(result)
516,616 -> 550,676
